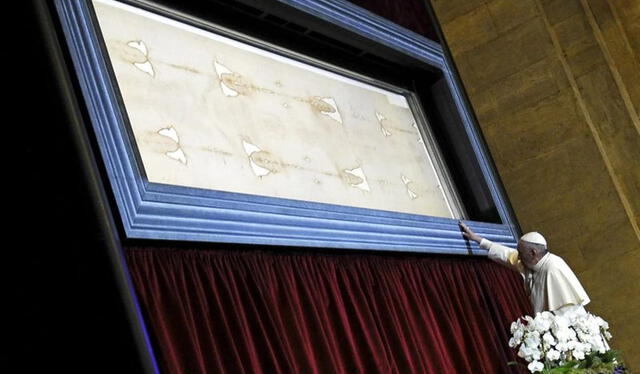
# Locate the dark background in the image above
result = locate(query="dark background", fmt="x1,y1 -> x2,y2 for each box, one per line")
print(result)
12,1 -> 146,372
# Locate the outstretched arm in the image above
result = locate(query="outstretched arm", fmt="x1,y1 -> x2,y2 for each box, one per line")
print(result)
458,221 -> 484,245
459,221 -> 525,273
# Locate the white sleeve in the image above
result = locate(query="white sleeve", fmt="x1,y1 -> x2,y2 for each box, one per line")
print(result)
480,238 -> 525,274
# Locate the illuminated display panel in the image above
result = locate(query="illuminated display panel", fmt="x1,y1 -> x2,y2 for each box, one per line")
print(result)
93,0 -> 462,219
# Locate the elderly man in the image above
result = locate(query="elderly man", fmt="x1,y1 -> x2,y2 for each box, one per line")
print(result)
458,221 -> 590,315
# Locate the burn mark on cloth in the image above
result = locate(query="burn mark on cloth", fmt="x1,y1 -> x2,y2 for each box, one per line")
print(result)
401,174 -> 418,200
342,166 -> 370,191
307,96 -> 343,124
375,111 -> 392,137
158,126 -> 187,164
242,139 -> 281,177
127,40 -> 155,77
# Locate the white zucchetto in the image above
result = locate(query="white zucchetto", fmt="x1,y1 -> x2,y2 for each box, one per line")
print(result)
520,232 -> 547,246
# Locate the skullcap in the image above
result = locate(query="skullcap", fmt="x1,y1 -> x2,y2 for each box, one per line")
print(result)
520,231 -> 547,246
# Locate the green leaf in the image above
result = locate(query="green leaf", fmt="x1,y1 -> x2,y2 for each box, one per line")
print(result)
600,350 -> 621,363
546,367 -> 573,374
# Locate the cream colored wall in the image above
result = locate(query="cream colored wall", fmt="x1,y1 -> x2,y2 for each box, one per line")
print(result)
431,0 -> 640,368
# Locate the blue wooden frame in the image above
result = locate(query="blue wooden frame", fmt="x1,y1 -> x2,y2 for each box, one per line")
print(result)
55,0 -> 519,254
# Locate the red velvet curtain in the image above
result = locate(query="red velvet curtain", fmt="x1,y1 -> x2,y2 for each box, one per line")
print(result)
126,246 -> 531,373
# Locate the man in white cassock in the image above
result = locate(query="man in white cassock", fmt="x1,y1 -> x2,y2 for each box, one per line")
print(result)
458,221 -> 590,316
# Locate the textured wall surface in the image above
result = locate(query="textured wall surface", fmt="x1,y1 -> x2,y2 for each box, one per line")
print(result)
431,0 -> 640,368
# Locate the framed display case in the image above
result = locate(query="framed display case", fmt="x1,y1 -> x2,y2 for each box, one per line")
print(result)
54,0 -> 519,253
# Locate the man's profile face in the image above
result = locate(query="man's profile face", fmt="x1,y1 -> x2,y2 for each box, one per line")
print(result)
517,241 -> 536,269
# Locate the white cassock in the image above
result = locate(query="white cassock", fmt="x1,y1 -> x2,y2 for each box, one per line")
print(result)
479,238 -> 590,314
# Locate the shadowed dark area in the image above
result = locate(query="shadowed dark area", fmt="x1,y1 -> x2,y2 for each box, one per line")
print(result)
13,1 -> 146,371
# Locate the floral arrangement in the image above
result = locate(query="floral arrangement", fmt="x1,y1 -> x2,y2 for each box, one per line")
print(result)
508,308 -> 627,373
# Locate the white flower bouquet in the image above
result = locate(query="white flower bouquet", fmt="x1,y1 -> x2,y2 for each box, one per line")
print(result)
507,309 -> 627,373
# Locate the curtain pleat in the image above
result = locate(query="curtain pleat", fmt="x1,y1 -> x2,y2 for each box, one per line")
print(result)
125,247 -> 531,373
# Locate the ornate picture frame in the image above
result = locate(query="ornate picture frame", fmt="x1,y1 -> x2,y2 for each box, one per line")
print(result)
55,0 -> 519,253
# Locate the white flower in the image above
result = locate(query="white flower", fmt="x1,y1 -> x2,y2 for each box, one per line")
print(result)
524,315 -> 535,327
517,345 -> 541,362
570,342 -> 591,361
518,346 -> 530,359
532,312 -> 553,332
542,332 -> 556,346
573,348 -> 586,360
531,348 -> 541,361
556,341 -> 569,352
527,360 -> 544,373
508,337 -> 518,348
511,320 -> 522,334
511,320 -> 525,345
553,315 -> 569,330
513,327 -> 524,343
518,345 -> 534,360
592,339 -> 607,354
596,316 -> 609,329
524,331 -> 541,347
578,343 -> 590,356
508,311 -> 613,370
554,327 -> 573,343
578,314 -> 600,335
517,346 -> 526,358
546,349 -> 560,361
540,311 -> 554,320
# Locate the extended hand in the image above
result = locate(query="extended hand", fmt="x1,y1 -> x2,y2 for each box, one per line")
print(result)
458,221 -> 483,244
